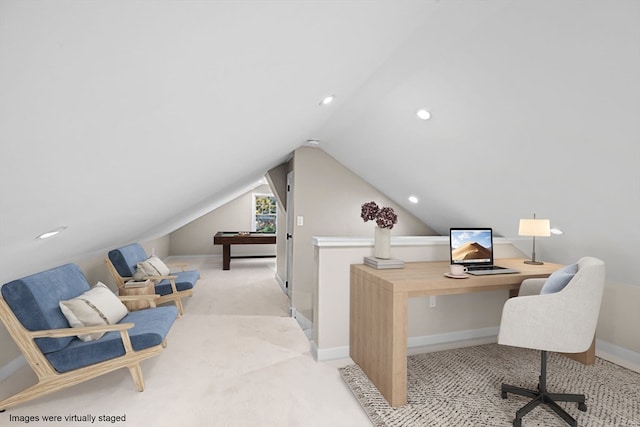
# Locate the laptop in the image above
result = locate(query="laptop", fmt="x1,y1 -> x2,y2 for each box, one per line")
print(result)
449,228 -> 519,275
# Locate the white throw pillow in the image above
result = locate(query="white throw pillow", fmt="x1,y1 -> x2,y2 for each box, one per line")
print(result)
59,282 -> 128,342
137,255 -> 170,277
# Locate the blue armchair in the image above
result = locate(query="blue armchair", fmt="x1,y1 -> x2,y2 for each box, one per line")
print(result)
0,263 -> 178,411
105,243 -> 199,315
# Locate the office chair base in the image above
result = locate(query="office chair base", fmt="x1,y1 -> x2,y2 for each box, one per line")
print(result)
501,383 -> 586,427
501,350 -> 586,427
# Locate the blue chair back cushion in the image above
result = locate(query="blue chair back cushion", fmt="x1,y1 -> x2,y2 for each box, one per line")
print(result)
45,306 -> 178,373
108,243 -> 148,277
1,264 -> 91,353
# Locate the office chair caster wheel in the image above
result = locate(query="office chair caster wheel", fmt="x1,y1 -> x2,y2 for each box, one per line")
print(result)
501,391 -> 507,399
578,402 -> 587,411
512,419 -> 522,427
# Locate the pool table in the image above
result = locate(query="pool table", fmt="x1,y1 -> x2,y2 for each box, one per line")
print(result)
213,231 -> 276,270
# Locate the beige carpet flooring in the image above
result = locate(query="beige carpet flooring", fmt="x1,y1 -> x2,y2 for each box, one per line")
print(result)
0,257 -> 371,427
341,344 -> 640,426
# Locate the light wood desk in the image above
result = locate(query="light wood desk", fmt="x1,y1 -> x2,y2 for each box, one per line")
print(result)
349,258 -> 590,407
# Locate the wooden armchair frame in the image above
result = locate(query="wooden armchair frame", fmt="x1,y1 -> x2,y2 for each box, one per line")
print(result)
104,258 -> 192,315
0,295 -> 165,412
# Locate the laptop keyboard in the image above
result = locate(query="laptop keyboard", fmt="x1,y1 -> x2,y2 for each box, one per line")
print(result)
467,265 -> 506,271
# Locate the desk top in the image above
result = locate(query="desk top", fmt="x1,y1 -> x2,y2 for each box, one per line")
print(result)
351,258 -> 563,296
213,231 -> 276,245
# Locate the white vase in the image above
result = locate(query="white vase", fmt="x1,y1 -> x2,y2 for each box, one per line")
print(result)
374,226 -> 391,259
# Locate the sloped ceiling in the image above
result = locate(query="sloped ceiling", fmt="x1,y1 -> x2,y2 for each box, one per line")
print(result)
1,1 -> 638,285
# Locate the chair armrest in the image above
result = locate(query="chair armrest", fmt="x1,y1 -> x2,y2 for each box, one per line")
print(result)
31,323 -> 139,354
146,274 -> 178,281
29,322 -> 135,339
518,278 -> 546,296
118,295 -> 158,308
146,275 -> 179,293
498,292 -> 593,353
166,263 -> 187,272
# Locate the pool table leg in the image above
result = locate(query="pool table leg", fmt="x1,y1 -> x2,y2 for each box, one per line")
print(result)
222,244 -> 231,270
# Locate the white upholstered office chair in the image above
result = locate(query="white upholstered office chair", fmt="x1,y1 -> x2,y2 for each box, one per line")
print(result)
498,257 -> 605,427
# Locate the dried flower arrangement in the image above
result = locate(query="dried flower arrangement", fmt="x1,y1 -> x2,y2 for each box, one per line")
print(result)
360,201 -> 398,229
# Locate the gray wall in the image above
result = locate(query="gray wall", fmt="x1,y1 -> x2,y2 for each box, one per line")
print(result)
290,146 -> 436,320
169,184 -> 276,257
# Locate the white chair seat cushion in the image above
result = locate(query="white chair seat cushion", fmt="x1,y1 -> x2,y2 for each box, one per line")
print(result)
59,282 -> 128,341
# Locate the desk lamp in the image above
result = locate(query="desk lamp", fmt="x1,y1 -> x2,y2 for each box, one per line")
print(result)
519,214 -> 550,265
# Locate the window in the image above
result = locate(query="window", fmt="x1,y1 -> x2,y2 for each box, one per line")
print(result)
253,193 -> 277,233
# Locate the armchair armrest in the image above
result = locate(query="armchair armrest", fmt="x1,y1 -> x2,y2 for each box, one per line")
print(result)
30,323 -> 139,354
498,292 -> 592,353
118,295 -> 158,308
29,322 -> 135,338
146,274 -> 178,281
166,263 -> 187,272
146,275 -> 179,294
518,278 -> 546,296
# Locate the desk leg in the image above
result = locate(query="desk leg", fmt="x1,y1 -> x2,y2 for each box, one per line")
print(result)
562,336 -> 596,365
350,270 -> 408,407
222,245 -> 231,270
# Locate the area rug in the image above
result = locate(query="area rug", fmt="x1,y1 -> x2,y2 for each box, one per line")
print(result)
339,344 -> 640,426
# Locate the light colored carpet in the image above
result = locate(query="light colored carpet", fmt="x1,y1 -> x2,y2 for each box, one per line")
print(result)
340,343 -> 640,426
1,257 -> 371,427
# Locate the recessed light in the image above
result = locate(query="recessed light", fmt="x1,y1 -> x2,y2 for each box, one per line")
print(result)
408,195 -> 419,204
416,109 -> 431,120
319,95 -> 335,106
36,226 -> 68,240
550,227 -> 564,235
306,139 -> 320,146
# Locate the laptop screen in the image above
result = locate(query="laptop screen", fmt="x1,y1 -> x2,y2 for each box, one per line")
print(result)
449,228 -> 494,266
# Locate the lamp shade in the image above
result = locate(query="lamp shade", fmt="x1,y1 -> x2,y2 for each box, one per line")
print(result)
518,219 -> 551,237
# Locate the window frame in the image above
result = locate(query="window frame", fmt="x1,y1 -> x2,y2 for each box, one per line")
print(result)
251,193 -> 277,233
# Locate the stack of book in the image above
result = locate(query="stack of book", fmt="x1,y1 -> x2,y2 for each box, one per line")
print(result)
363,256 -> 404,269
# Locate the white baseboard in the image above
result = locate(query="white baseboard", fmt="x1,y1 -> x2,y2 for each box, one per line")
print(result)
312,341 -> 348,361
294,311 -> 312,331
406,327 -> 499,351
313,329 -> 640,373
313,327 -> 499,362
596,339 -> 640,373
274,272 -> 288,295
0,355 -> 26,382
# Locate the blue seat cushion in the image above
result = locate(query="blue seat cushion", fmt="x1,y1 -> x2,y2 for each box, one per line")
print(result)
1,264 -> 91,353
45,305 -> 178,373
155,270 -> 199,296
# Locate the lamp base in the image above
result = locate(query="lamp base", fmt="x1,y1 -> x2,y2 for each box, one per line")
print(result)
524,260 -> 544,265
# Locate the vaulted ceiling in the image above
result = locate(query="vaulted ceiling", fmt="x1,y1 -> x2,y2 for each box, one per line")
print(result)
1,1 -> 638,285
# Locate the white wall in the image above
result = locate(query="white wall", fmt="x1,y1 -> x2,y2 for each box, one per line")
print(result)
312,236 -> 524,360
312,236 -> 640,372
170,184 -> 276,257
290,146 -> 436,322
